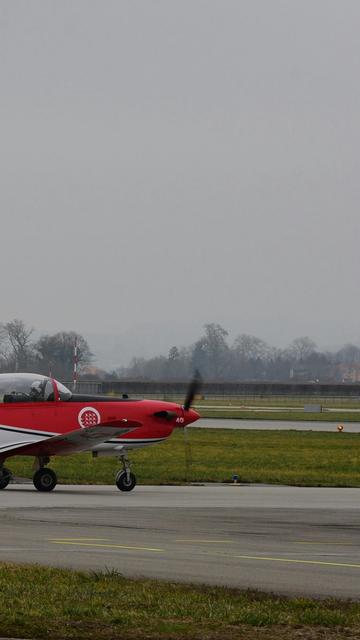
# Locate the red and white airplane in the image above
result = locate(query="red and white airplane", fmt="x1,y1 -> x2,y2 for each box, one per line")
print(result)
0,373 -> 200,492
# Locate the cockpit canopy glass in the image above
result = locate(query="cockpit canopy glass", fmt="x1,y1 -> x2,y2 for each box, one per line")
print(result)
56,380 -> 72,401
0,374 -> 72,403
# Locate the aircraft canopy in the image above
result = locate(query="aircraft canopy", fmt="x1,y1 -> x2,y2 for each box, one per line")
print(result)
0,373 -> 72,403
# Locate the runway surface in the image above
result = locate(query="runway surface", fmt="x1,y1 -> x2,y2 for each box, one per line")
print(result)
196,418 -> 360,432
1,484 -> 360,599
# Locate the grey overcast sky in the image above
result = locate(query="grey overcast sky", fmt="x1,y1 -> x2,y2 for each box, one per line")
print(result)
1,0 -> 360,365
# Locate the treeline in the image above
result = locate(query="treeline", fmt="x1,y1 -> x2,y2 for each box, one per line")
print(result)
114,323 -> 360,382
0,319 -> 92,380
2,320 -> 360,383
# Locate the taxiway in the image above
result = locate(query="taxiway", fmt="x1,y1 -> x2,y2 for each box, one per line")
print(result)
196,418 -> 360,431
1,484 -> 360,599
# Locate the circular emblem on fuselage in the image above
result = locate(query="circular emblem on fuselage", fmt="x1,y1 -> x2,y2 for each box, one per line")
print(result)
78,407 -> 101,428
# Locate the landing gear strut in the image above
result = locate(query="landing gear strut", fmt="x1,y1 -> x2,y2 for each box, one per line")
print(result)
115,453 -> 136,492
0,466 -> 11,490
32,457 -> 57,492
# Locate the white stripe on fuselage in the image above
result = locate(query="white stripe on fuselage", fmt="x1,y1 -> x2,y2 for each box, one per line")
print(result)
0,424 -> 55,454
0,425 -> 168,455
0,424 -> 57,437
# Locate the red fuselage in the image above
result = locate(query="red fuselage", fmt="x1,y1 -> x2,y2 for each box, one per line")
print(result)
0,392 -> 200,462
0,374 -> 200,492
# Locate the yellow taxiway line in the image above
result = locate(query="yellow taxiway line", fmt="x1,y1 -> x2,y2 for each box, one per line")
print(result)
295,541 -> 354,545
48,538 -> 110,542
47,539 -> 360,567
48,540 -> 163,552
230,554 -> 360,569
175,539 -> 232,544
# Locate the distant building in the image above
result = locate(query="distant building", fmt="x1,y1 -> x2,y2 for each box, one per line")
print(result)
337,364 -> 360,383
289,367 -> 311,381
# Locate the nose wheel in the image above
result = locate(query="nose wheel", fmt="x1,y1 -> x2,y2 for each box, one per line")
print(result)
115,453 -> 137,491
116,470 -> 136,492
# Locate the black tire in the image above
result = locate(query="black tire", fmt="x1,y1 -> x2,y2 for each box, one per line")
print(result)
0,467 -> 11,490
115,471 -> 136,492
33,468 -> 57,492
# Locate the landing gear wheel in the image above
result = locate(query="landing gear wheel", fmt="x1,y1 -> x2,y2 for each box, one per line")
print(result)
115,471 -> 136,492
33,468 -> 57,492
0,467 -> 11,490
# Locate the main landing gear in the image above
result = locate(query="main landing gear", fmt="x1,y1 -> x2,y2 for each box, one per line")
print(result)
0,466 -> 12,490
115,453 -> 137,492
0,458 -> 57,491
32,457 -> 57,492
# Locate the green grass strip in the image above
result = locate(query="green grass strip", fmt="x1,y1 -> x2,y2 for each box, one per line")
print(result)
6,428 -> 360,487
0,563 -> 360,639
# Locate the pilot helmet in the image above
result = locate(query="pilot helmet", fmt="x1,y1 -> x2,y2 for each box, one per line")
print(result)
30,380 -> 43,397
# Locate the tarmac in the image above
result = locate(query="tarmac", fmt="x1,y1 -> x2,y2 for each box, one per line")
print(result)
1,483 -> 360,599
195,417 -> 360,431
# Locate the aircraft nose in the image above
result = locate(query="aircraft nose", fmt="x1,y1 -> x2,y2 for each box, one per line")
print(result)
185,408 -> 200,425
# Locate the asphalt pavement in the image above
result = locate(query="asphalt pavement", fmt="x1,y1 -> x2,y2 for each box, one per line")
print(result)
1,484 -> 360,599
195,418 -> 360,432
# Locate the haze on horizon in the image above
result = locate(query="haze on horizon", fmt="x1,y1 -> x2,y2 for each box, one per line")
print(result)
1,0 -> 360,368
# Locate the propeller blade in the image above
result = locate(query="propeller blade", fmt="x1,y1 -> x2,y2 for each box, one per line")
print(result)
184,423 -> 192,483
183,370 -> 202,484
184,370 -> 202,411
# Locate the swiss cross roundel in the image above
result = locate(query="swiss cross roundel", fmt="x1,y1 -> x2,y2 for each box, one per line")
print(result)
78,407 -> 101,429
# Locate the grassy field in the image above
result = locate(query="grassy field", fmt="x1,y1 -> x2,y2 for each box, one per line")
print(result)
1,563 -> 360,639
146,395 -> 360,409
6,427 -> 360,487
149,394 -> 360,420
198,408 -> 360,421
193,396 -> 360,409
195,396 -> 360,420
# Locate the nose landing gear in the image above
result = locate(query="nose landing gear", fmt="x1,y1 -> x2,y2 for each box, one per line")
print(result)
115,453 -> 137,492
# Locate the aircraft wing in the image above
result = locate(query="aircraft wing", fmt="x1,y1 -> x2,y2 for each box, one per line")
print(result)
2,420 -> 142,458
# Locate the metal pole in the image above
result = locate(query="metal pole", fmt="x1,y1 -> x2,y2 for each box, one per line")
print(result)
73,339 -> 78,392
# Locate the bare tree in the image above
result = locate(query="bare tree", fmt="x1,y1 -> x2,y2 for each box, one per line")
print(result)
5,319 -> 34,371
168,346 -> 180,361
336,343 -> 360,364
0,323 -> 8,368
192,323 -> 229,378
35,331 -> 92,380
288,336 -> 317,362
233,334 -> 271,361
